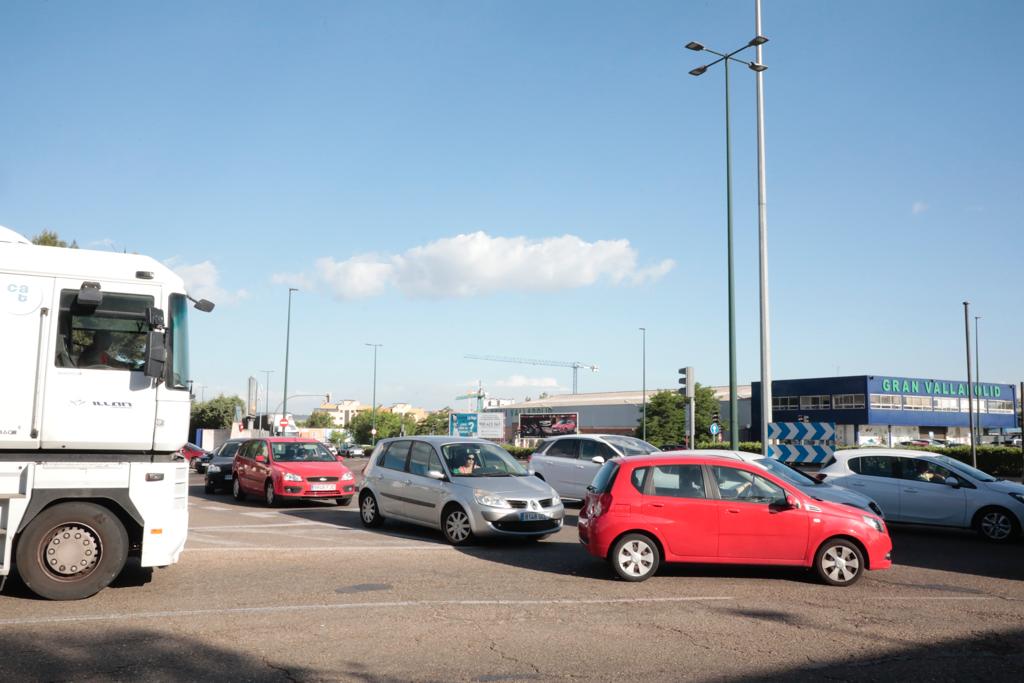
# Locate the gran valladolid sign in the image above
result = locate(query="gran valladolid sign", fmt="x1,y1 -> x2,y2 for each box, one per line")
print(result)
879,377 -> 1004,398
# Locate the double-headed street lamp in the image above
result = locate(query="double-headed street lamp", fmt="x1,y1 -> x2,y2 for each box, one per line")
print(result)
366,343 -> 382,445
282,288 -> 299,422
686,33 -> 768,451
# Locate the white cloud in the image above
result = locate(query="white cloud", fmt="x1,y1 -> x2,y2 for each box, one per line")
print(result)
494,375 -> 562,389
912,201 -> 929,215
276,231 -> 674,300
172,260 -> 249,305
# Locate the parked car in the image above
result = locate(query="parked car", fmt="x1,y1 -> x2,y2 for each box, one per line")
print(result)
323,442 -> 339,457
340,443 -> 366,457
204,438 -> 247,493
550,418 -> 577,435
232,438 -> 356,506
700,449 -> 885,518
181,442 -> 211,469
359,436 -> 564,545
578,452 -> 891,585
820,449 -> 1024,542
530,434 -> 660,500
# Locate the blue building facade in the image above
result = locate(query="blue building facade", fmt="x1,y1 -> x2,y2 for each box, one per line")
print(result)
751,375 -> 1018,446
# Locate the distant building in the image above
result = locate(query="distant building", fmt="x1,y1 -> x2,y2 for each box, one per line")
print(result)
752,374 -> 1018,446
314,400 -> 363,427
384,403 -> 429,422
483,397 -> 515,410
490,386 -> 752,443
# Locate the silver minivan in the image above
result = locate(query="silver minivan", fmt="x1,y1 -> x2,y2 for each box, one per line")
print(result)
359,436 -> 565,545
530,434 -> 660,500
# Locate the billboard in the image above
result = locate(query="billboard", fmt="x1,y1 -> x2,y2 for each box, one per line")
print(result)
449,412 -> 479,437
519,413 -> 578,438
477,412 -> 505,439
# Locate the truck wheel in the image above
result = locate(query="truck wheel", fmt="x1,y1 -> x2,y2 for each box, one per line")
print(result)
15,502 -> 129,601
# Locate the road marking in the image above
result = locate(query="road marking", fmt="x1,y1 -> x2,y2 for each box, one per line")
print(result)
241,511 -> 280,518
196,506 -> 232,511
865,596 -> 994,601
0,596 -> 734,627
184,545 -> 450,552
189,522 -> 339,531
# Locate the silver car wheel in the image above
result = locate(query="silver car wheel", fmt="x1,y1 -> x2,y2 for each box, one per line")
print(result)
981,511 -> 1012,540
362,495 -> 377,523
617,538 -> 655,578
445,510 -> 471,543
821,545 -> 860,584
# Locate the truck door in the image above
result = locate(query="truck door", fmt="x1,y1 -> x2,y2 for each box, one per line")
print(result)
0,273 -> 54,449
40,281 -> 162,451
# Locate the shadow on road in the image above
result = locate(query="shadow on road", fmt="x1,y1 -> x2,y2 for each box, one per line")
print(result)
886,524 -> 1024,582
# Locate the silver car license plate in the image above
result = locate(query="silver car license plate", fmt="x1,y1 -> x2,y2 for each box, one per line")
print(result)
519,511 -> 546,521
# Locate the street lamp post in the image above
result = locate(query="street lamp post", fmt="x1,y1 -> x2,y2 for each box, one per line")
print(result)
754,0 -> 773,456
975,315 -> 981,445
963,301 -> 977,467
640,327 -> 647,441
282,288 -> 299,431
261,369 -> 274,435
686,33 -> 768,451
366,343 -> 382,445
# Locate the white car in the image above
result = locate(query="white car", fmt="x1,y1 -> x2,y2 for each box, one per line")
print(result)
694,449 -> 885,518
820,449 -> 1024,542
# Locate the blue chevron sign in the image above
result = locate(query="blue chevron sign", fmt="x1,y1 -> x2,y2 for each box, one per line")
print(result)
767,421 -> 836,442
768,444 -> 834,464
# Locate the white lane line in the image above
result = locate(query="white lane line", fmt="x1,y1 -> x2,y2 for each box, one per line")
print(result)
189,522 -> 336,531
197,506 -> 232,512
184,545 -> 449,552
183,535 -> 252,547
865,596 -> 994,601
0,596 -> 734,627
241,512 -> 280,518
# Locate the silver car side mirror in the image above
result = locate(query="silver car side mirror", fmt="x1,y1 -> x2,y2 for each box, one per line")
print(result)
427,470 -> 446,481
944,476 -> 960,488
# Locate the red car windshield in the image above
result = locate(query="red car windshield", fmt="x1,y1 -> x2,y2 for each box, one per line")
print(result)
271,442 -> 335,462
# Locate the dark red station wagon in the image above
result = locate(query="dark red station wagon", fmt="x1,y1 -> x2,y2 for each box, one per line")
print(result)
232,438 -> 356,506
578,453 -> 892,586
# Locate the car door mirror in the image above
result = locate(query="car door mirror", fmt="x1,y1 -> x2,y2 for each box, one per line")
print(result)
255,455 -> 266,464
944,476 -> 960,488
591,456 -> 605,465
336,455 -> 345,462
427,470 -> 446,481
784,495 -> 801,510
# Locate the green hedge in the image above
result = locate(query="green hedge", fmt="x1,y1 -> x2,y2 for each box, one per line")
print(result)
502,445 -> 535,460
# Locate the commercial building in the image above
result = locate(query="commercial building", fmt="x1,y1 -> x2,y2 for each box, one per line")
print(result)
751,375 -> 1018,446
491,386 -> 753,443
314,400 -> 363,427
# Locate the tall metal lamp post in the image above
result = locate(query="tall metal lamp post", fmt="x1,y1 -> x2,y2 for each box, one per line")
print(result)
282,288 -> 299,432
686,34 -> 768,450
366,343 -> 382,445
640,327 -> 647,441
974,315 -> 982,445
260,369 -> 274,435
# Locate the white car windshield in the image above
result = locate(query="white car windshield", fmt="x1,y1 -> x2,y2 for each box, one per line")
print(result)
442,443 -> 529,477
603,436 -> 659,456
931,455 -> 997,482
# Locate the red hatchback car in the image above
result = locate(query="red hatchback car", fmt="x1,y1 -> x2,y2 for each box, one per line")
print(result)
578,453 -> 892,586
232,438 -> 356,506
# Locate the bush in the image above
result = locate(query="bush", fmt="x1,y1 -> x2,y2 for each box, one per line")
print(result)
695,442 -> 763,454
501,445 -> 535,460
891,445 -> 1023,477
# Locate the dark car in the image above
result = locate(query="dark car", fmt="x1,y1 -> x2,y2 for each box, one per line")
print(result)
204,438 -> 247,493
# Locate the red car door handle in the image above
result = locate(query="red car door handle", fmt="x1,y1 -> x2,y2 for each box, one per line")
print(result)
650,503 -> 664,508
726,508 -> 741,514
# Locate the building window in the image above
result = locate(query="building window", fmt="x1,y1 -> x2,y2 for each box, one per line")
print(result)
870,394 -> 901,410
988,400 -> 1014,414
772,396 -> 799,411
975,400 -> 987,414
934,397 -> 959,412
799,395 -> 831,410
832,394 -> 865,409
902,396 -> 933,411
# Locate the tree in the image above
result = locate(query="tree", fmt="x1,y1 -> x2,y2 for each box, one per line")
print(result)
190,395 -> 245,432
416,409 -> 451,436
635,383 -> 723,446
31,230 -> 78,248
304,411 -> 335,428
347,410 -> 418,443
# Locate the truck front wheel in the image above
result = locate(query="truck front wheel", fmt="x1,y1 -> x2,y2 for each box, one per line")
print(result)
15,501 -> 129,600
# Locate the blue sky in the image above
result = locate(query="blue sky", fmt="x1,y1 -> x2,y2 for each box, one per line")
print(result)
2,1 -> 1022,415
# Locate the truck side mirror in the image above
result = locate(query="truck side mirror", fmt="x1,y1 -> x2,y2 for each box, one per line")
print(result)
144,330 -> 167,379
146,306 -> 165,328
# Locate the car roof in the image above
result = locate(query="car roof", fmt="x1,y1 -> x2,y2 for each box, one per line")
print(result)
542,434 -> 637,441
377,435 -> 494,445
832,448 -> 937,461
609,451 -> 763,467
255,437 -> 321,443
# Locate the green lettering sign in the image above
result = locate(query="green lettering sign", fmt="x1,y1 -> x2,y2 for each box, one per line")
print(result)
882,379 -> 891,391
958,384 -> 966,396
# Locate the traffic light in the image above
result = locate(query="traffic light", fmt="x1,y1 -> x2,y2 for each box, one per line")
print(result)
677,366 -> 695,398
711,412 -> 720,425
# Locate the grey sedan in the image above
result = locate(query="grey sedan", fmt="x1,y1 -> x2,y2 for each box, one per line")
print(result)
358,436 -> 564,545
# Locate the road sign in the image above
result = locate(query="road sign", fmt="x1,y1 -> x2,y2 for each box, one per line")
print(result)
371,428 -> 377,435
766,422 -> 835,442
709,423 -> 720,436
278,418 -> 288,429
767,421 -> 836,464
768,444 -> 834,464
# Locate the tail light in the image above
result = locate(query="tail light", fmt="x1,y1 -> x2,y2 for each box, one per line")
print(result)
592,492 -> 613,518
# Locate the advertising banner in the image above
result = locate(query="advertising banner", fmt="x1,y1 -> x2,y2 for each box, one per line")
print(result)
477,412 -> 505,439
449,412 -> 479,437
518,413 -> 578,438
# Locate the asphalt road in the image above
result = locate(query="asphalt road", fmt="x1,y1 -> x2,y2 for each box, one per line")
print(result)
2,461 -> 1023,682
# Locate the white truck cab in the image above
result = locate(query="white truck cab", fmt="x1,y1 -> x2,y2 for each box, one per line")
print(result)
0,226 -> 212,599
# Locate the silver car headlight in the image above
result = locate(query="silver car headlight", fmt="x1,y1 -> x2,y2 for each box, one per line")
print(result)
283,472 -> 303,482
207,464 -> 221,473
862,515 -> 884,533
550,493 -> 561,506
474,493 -> 511,509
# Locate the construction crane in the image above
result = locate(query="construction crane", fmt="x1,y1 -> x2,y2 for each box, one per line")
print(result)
455,381 -> 487,412
465,354 -> 599,394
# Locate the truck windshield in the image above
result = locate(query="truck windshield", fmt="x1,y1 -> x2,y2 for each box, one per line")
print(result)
168,294 -> 190,390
